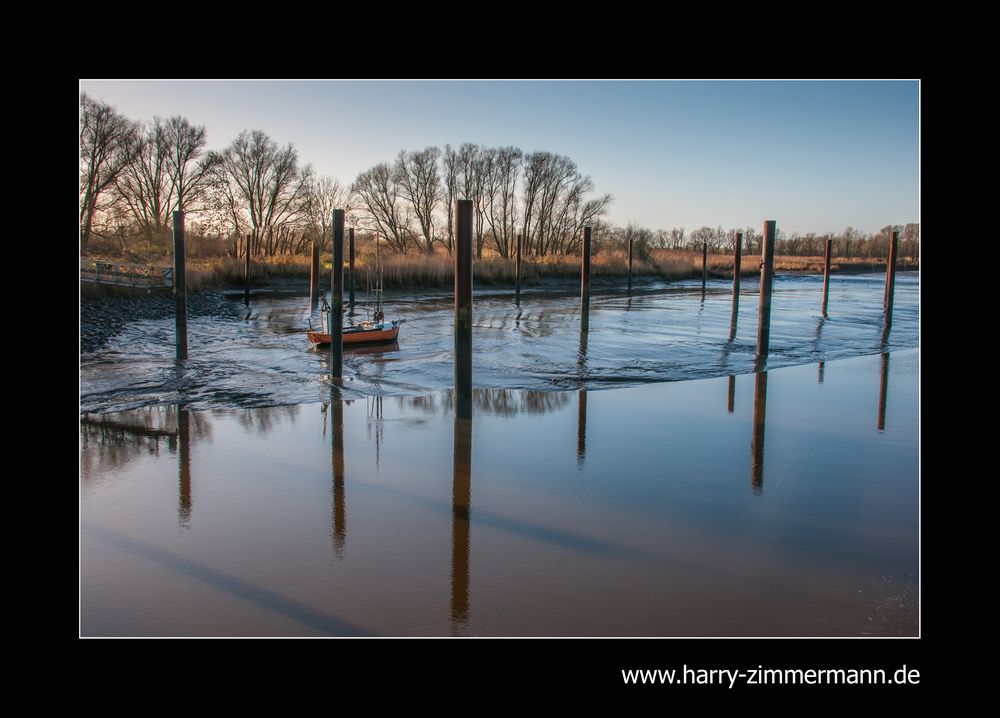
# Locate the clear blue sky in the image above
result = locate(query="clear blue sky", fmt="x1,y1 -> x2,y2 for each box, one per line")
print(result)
79,80 -> 919,235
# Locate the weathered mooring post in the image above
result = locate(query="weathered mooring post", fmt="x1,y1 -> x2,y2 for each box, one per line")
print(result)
581,226 -> 592,332
172,211 -> 188,360
309,239 -> 319,310
349,227 -> 356,308
701,240 -> 708,295
515,233 -> 522,305
244,233 -> 251,308
755,220 -> 777,368
627,236 -> 634,296
883,229 -> 899,340
877,352 -> 890,431
452,198 -> 474,634
821,237 -> 832,317
730,231 -> 743,339
751,369 -> 768,495
329,209 -> 345,381
455,199 -> 473,420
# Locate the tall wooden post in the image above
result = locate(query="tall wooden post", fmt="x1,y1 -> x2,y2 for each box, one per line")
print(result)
455,200 -> 473,420
730,231 -> 742,339
172,211 -> 188,360
515,233 -> 522,305
349,227 -> 356,307
329,209 -> 345,381
244,233 -> 251,308
309,239 -> 319,310
627,237 -> 634,296
755,220 -> 777,367
821,237 -> 832,317
883,229 -> 899,339
580,226 -> 592,332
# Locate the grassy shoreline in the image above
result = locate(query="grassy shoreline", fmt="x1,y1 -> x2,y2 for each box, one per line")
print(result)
80,249 -> 918,296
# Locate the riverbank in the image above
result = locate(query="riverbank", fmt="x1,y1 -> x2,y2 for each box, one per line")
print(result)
79,288 -> 243,354
80,249 -> 918,293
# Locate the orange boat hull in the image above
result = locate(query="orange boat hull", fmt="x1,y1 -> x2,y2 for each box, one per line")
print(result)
308,325 -> 400,346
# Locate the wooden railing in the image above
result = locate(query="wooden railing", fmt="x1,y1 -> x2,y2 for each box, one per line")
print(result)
80,260 -> 174,288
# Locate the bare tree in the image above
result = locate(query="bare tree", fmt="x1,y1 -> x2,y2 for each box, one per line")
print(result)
395,146 -> 441,254
441,144 -> 460,254
114,117 -> 171,237
520,152 -> 548,256
80,93 -> 139,247
457,143 -> 488,258
208,129 -> 311,256
164,116 -> 217,215
482,146 -> 522,257
304,175 -> 351,253
351,163 -> 413,254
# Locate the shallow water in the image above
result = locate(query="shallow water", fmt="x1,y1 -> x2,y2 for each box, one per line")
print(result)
80,349 -> 918,637
80,272 -> 917,413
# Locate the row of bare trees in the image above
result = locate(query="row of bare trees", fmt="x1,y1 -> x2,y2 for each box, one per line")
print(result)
596,222 -> 919,261
81,94 -> 348,257
352,143 -> 613,258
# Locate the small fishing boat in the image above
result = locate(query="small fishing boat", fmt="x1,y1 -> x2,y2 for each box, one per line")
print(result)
309,260 -> 401,346
308,319 -> 402,346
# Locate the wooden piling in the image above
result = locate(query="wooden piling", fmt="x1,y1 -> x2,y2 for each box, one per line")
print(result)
172,211 -> 188,360
455,199 -> 474,419
329,209 -> 345,381
515,233 -> 522,305
883,229 -> 899,339
309,239 -> 319,310
821,237 -> 832,317
244,233 -> 251,308
627,237 -> 633,296
581,226 -> 592,332
349,227 -> 356,307
730,232 -> 742,339
755,220 -> 777,367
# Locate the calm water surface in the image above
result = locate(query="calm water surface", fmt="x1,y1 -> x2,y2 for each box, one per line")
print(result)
81,349 -> 918,636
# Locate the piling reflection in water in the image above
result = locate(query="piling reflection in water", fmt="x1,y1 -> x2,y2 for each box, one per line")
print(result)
727,375 -> 735,413
331,397 -> 346,557
818,361 -> 825,384
751,370 -> 768,495
878,352 -> 890,432
577,390 -> 587,469
177,407 -> 192,526
451,366 -> 473,633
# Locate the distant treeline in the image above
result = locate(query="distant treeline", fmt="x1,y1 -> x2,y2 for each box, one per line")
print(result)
596,222 -> 919,261
81,94 -> 917,262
